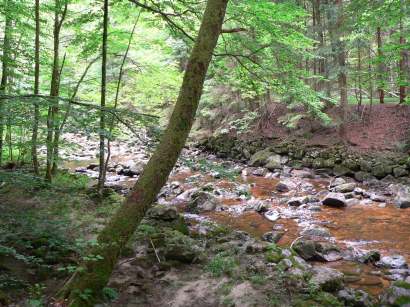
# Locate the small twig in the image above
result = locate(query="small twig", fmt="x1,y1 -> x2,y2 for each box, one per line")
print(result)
290,236 -> 303,250
150,238 -> 161,263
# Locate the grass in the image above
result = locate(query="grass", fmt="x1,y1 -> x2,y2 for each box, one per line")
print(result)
206,252 -> 238,277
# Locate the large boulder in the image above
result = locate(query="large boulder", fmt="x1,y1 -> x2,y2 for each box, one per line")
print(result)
160,230 -> 203,263
322,192 -> 347,207
147,204 -> 178,221
249,148 -> 272,166
293,240 -> 341,262
310,267 -> 344,292
372,163 -> 393,179
265,154 -> 285,170
186,191 -> 219,213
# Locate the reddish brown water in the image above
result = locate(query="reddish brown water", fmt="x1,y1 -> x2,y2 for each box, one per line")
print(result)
318,204 -> 410,262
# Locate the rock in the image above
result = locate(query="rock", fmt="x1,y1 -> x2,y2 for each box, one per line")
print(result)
354,171 -> 372,182
301,225 -> 331,238
333,183 -> 356,193
160,230 -> 203,263
287,196 -> 309,207
251,167 -> 267,177
359,251 -> 381,264
315,242 -> 343,262
186,191 -> 219,213
369,193 -> 387,202
265,154 -> 284,170
337,288 -> 373,307
264,210 -> 280,222
394,187 -> 410,209
249,148 -> 272,166
147,205 -> 178,221
275,180 -> 297,193
393,166 -> 409,178
372,163 -> 393,179
330,177 -> 346,187
293,240 -> 341,262
293,239 -> 317,260
293,256 -> 312,270
261,231 -> 285,243
333,165 -> 352,177
291,169 -> 314,178
322,192 -> 347,207
377,255 -> 408,269
310,267 -> 344,292
278,258 -> 293,270
380,281 -> 410,306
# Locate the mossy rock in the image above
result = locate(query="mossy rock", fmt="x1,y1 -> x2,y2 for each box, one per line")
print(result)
372,163 -> 393,179
249,148 -> 273,166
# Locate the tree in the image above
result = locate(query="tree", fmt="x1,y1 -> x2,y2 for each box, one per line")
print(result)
46,0 -> 68,181
58,0 -> 228,305
97,0 -> 109,193
31,0 -> 40,174
0,0 -> 12,166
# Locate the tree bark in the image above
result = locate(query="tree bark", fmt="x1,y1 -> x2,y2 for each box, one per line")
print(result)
399,4 -> 407,104
97,0 -> 109,193
377,26 -> 385,104
32,0 -> 40,174
58,0 -> 228,305
333,0 -> 347,136
0,0 -> 12,166
46,0 -> 67,181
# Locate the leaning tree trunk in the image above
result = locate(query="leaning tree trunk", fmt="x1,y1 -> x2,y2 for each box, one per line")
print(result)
58,0 -> 228,305
32,0 -> 40,174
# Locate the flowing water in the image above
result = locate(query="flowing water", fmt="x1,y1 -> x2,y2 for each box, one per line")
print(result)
64,145 -> 410,296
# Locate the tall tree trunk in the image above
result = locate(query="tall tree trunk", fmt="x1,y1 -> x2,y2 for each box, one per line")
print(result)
357,46 -> 362,112
377,26 -> 385,104
316,0 -> 325,91
97,0 -> 109,193
58,0 -> 228,305
51,52 -> 66,174
333,0 -> 347,136
32,0 -> 40,174
0,0 -> 12,166
46,0 -> 67,181
399,5 -> 407,104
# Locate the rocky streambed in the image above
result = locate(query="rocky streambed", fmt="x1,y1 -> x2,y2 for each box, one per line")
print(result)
61,132 -> 410,305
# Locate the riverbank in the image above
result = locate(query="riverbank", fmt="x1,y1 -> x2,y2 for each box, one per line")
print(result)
1,132 -> 410,306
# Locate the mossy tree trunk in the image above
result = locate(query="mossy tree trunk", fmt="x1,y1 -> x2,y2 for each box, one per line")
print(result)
58,0 -> 228,305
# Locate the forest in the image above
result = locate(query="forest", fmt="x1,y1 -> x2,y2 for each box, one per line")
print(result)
0,0 -> 409,306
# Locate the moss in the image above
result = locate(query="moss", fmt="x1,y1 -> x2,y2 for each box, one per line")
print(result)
393,280 -> 410,290
395,296 -> 410,305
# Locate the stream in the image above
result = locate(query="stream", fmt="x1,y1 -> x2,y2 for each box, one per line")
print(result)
61,133 -> 410,297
